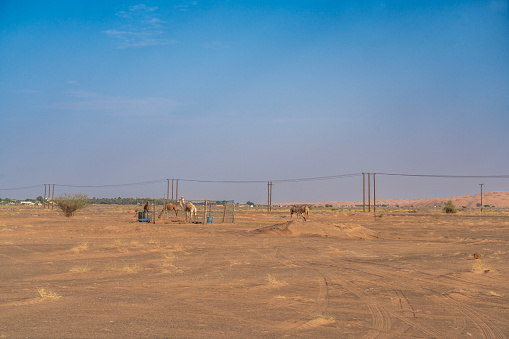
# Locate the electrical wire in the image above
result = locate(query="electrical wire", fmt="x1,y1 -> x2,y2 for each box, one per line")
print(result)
1,172 -> 508,191
376,173 -> 509,178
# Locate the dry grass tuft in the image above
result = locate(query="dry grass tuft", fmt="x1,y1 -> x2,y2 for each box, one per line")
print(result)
162,252 -> 178,260
169,243 -> 184,252
71,242 -> 89,254
312,313 -> 335,321
103,263 -> 120,271
37,287 -> 61,300
471,259 -> 492,273
70,265 -> 91,273
267,273 -> 288,287
229,259 -> 241,266
123,264 -> 141,273
112,240 -> 130,253
129,240 -> 142,248
161,262 -> 184,274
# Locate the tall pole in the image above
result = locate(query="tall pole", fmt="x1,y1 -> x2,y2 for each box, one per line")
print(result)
52,184 -> 55,210
167,179 -> 170,203
176,179 -> 179,201
44,184 -> 47,209
368,173 -> 371,212
373,173 -> 376,214
479,183 -> 484,213
172,179 -> 174,200
362,173 -> 366,212
270,181 -> 273,212
267,181 -> 270,213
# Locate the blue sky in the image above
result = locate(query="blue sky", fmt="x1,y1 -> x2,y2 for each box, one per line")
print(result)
1,0 -> 508,203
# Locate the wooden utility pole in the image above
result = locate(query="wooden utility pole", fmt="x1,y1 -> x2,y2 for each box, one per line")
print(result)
270,181 -> 273,212
267,181 -> 270,212
362,173 -> 366,212
52,184 -> 55,209
479,183 -> 484,213
171,179 -> 174,200
368,173 -> 371,212
373,173 -> 376,214
362,173 -> 376,214
44,184 -> 47,208
267,181 -> 273,212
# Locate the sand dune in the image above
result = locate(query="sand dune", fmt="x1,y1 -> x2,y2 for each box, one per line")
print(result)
281,190 -> 509,208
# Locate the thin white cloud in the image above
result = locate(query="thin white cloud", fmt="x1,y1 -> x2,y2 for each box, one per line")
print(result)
175,1 -> 198,12
116,4 -> 158,19
104,4 -> 175,48
49,90 -> 181,117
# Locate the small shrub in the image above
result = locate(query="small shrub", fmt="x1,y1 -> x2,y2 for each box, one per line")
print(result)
443,200 -> 458,214
53,193 -> 89,217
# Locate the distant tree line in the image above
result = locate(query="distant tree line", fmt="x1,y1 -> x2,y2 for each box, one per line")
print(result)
88,197 -> 139,205
1,197 -> 143,205
0,197 -> 43,204
1,196 -> 236,206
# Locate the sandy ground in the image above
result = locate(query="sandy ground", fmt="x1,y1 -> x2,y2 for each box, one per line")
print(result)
1,205 -> 508,338
284,190 -> 509,208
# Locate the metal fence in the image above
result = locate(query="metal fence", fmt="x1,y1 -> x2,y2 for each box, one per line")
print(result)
158,199 -> 235,224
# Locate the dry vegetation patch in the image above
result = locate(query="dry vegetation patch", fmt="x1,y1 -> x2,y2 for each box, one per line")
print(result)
267,273 -> 288,287
36,287 -> 61,300
69,264 -> 91,273
70,242 -> 89,254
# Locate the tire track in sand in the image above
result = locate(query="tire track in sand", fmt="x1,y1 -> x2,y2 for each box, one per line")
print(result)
317,263 -> 451,338
323,272 -> 392,339
437,295 -> 507,339
338,260 -> 505,338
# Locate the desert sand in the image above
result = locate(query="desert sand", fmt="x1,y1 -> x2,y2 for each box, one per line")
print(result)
283,190 -> 509,208
1,204 -> 508,338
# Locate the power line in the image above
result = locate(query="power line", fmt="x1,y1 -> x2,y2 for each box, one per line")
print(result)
1,172 -> 508,192
178,173 -> 362,184
377,173 -> 509,179
0,184 -> 43,191
55,179 -> 167,188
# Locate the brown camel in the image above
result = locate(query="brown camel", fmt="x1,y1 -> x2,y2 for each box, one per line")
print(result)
179,197 -> 197,223
158,202 -> 179,219
290,204 -> 309,221
143,201 -> 150,212
290,204 -> 301,218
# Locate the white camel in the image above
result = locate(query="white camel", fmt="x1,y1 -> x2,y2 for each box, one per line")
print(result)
179,196 -> 197,223
300,205 -> 309,221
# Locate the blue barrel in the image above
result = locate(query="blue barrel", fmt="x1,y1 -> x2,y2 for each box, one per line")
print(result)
207,216 -> 213,223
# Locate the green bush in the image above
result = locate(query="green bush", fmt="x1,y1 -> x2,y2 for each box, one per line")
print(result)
53,193 -> 89,217
443,200 -> 458,213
